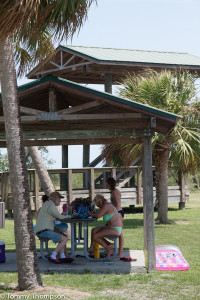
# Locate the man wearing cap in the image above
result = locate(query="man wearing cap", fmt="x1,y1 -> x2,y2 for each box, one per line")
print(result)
36,191 -> 72,264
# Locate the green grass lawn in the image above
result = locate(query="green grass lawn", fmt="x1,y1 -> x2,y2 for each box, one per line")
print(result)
0,191 -> 200,299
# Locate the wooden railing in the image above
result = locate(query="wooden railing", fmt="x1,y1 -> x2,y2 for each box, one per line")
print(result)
0,166 -> 189,213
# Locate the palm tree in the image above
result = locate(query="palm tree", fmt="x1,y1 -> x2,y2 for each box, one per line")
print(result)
102,70 -> 200,223
0,0 -> 96,290
28,146 -> 55,196
0,36 -> 42,289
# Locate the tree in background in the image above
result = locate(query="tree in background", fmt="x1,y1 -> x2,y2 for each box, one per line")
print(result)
0,146 -> 55,196
28,146 -> 55,195
0,147 -> 55,171
0,0 -> 96,290
102,70 -> 200,224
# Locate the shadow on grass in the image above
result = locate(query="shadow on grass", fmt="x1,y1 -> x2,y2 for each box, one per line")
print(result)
123,207 -> 143,214
168,207 -> 179,212
124,205 -> 194,214
154,217 -> 190,226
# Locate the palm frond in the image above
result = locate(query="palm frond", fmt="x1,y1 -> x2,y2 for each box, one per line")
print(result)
0,0 -> 41,39
102,143 -> 142,168
0,1 -> 96,41
13,27 -> 56,77
169,124 -> 200,173
105,69 -> 200,175
118,70 -> 197,113
13,44 -> 32,77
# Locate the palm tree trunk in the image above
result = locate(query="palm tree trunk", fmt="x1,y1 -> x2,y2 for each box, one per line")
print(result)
0,37 -> 42,290
154,148 -> 169,224
28,146 -> 54,196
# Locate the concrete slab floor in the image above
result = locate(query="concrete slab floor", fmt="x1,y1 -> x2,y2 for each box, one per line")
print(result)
1,250 -> 146,274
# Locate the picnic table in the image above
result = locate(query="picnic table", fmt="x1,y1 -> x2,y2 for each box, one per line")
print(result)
62,217 -> 97,260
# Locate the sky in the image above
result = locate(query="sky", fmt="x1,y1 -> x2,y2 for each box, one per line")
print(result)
6,0 -> 200,168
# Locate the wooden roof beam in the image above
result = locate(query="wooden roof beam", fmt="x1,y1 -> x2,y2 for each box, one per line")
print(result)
26,128 -> 154,139
58,100 -> 101,115
63,54 -> 75,67
49,61 -> 61,68
34,61 -> 92,78
85,64 -> 200,76
0,137 -> 143,147
0,128 -> 154,140
19,106 -> 44,116
85,64 -> 139,74
18,81 -> 49,97
0,113 -> 143,122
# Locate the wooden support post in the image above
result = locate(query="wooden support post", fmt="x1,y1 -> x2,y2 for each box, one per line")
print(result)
67,169 -> 73,204
111,168 -> 116,179
179,173 -> 186,210
104,73 -> 112,94
34,170 -> 40,214
83,145 -> 90,189
0,173 -> 4,202
4,173 -> 9,204
142,137 -> 156,273
90,168 -> 95,200
104,73 -> 113,188
49,88 -> 57,112
129,171 -> 135,187
60,146 -> 68,190
1,173 -> 11,217
102,172 -> 107,188
83,145 -> 90,166
1,173 -> 7,202
137,169 -> 142,205
0,202 -> 5,229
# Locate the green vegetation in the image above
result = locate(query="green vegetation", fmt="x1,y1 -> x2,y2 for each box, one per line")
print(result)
103,70 -> 200,224
0,147 -> 55,172
0,191 -> 200,299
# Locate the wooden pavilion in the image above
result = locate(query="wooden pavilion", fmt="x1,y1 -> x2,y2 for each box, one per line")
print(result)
27,45 -> 200,85
0,74 -> 181,272
26,45 -> 200,167
26,45 -> 200,169
4,45 -> 199,272
0,75 -> 180,146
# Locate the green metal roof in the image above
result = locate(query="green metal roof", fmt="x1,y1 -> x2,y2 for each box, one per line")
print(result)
16,75 -> 181,122
59,45 -> 200,67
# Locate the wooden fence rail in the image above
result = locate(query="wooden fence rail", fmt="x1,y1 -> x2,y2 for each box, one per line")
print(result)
0,167 -> 189,213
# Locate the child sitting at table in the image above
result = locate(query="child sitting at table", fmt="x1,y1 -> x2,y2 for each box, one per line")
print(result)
71,197 -> 94,218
